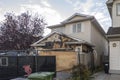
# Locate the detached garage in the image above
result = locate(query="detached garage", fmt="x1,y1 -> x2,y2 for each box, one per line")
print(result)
31,32 -> 95,71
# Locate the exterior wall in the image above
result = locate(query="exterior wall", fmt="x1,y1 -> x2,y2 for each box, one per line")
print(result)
91,23 -> 108,66
109,41 -> 120,73
49,15 -> 108,67
39,51 -> 77,71
51,27 -> 65,33
68,16 -> 87,22
64,21 -> 91,43
38,51 -> 91,71
112,0 -> 120,27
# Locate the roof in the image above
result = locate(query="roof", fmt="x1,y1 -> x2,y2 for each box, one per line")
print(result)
107,27 -> 120,35
106,0 -> 114,17
106,0 -> 113,4
47,13 -> 106,38
31,31 -> 94,47
47,24 -> 64,28
47,13 -> 94,29
65,42 -> 94,47
61,13 -> 94,23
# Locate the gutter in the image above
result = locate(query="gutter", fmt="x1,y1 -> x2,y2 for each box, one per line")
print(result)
106,34 -> 120,37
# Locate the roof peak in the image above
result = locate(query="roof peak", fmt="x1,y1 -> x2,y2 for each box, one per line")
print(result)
31,31 -> 94,47
73,13 -> 92,17
106,0 -> 113,4
61,13 -> 93,23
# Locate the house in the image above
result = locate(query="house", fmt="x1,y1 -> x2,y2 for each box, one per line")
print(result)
31,13 -> 108,71
107,0 -> 120,74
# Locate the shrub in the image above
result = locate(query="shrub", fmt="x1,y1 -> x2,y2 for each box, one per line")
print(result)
71,64 -> 91,80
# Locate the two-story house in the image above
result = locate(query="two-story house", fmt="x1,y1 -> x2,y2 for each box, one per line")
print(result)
107,0 -> 120,74
31,13 -> 108,71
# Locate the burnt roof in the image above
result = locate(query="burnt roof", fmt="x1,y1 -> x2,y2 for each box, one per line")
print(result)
107,27 -> 120,35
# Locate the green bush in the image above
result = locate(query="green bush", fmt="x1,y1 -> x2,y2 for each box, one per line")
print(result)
71,64 -> 91,80
94,66 -> 103,73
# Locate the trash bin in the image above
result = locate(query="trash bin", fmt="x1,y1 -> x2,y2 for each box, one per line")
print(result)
103,62 -> 109,74
28,72 -> 55,80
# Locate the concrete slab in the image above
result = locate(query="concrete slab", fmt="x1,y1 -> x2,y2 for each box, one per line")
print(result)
92,72 -> 120,80
56,72 -> 71,80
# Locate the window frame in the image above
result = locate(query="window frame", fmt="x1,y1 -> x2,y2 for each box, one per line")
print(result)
116,3 -> 120,16
72,23 -> 81,33
0,57 -> 8,66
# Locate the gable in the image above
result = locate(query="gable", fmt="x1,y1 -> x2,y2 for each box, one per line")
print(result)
47,13 -> 94,29
31,32 -> 80,49
31,32 -> 79,47
62,13 -> 93,24
39,33 -> 77,44
67,16 -> 87,22
31,31 -> 94,48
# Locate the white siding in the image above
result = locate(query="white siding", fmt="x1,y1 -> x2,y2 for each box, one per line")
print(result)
110,41 -> 120,70
112,0 -> 120,27
91,23 -> 108,65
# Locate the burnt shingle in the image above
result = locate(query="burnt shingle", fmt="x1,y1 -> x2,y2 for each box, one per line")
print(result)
107,27 -> 120,35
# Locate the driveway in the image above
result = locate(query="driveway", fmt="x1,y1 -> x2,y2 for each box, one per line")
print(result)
92,72 -> 120,80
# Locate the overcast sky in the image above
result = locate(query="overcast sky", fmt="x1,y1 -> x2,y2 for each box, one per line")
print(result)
0,0 -> 111,35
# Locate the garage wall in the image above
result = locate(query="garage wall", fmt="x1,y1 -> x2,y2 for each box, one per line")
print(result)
39,51 -> 77,71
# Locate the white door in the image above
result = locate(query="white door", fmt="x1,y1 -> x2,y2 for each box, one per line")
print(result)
110,41 -> 120,71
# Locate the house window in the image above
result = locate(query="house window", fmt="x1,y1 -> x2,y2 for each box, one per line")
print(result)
117,3 -> 120,15
45,42 -> 54,49
72,23 -> 81,33
0,57 -> 8,66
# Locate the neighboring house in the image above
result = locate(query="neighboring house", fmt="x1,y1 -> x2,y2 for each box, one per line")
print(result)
107,0 -> 120,74
31,13 -> 108,71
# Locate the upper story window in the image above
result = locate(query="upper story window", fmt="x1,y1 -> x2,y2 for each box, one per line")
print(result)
73,23 -> 81,33
117,3 -> 120,15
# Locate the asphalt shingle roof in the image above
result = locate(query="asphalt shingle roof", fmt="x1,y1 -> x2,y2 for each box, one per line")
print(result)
107,27 -> 120,35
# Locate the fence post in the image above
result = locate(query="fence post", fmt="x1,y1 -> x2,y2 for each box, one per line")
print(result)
35,50 -> 38,72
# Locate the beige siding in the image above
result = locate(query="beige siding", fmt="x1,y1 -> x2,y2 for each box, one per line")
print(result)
49,15 -> 108,67
39,51 -> 77,71
39,51 -> 91,71
112,0 -> 120,27
51,27 -> 65,33
91,23 -> 108,65
64,21 -> 91,43
68,16 -> 88,22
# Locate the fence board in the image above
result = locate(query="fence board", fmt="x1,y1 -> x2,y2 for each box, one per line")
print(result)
0,56 -> 56,80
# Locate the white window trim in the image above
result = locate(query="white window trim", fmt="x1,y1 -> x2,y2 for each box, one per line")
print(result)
72,23 -> 82,33
116,3 -> 120,16
0,57 -> 8,66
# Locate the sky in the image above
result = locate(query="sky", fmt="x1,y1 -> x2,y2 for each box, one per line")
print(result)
0,0 -> 111,36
